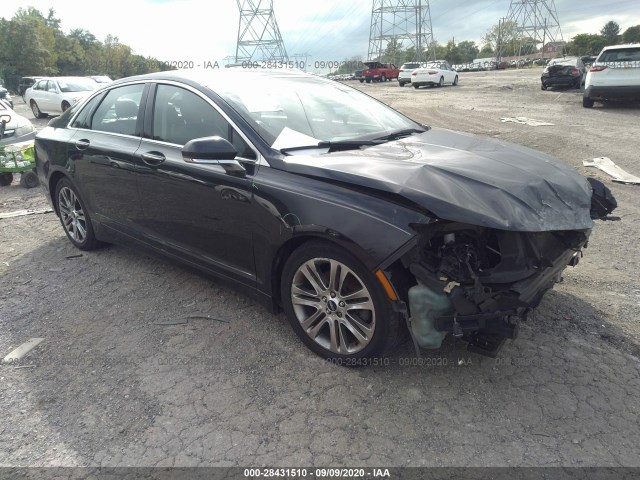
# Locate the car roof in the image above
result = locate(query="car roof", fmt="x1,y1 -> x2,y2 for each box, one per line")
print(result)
601,43 -> 640,51
108,68 -> 322,90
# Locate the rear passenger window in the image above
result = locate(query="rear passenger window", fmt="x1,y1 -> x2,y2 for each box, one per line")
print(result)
90,84 -> 145,136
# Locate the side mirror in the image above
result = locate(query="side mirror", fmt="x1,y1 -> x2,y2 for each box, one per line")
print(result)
182,136 -> 246,178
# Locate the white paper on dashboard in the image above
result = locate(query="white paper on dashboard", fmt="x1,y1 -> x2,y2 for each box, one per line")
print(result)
272,127 -> 323,151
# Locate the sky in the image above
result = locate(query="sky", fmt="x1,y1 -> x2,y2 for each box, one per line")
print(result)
4,0 -> 640,69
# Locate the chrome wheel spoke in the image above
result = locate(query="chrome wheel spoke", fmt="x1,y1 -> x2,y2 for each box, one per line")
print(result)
308,316 -> 329,340
300,261 -> 327,295
342,313 -> 373,344
75,219 -> 87,241
346,298 -> 374,311
328,319 -> 339,353
300,309 -> 325,330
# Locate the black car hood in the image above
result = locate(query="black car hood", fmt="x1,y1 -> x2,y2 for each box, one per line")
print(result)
277,128 -> 593,232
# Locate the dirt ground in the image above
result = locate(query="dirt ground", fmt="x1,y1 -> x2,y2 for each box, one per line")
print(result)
1,68 -> 640,468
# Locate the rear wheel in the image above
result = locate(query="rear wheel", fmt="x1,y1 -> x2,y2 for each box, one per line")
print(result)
30,101 -> 46,119
413,84 -> 420,89
281,241 -> 402,361
399,82 -> 405,87
583,96 -> 594,108
19,170 -> 39,188
55,178 -> 101,250
0,173 -> 13,186
381,74 -> 386,82
541,83 -> 547,90
365,79 -> 371,84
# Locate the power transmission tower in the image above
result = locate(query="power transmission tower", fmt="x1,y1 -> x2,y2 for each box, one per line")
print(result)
235,0 -> 288,63
367,0 -> 435,64
499,0 -> 564,60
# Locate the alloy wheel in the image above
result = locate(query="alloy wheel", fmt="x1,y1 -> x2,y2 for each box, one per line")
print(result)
58,186 -> 87,244
290,258 -> 376,354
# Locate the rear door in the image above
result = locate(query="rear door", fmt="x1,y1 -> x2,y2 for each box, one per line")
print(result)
68,83 -> 147,234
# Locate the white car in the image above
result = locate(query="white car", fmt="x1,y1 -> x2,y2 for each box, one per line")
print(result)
411,60 -> 458,89
0,101 -> 36,146
398,62 -> 424,87
583,43 -> 640,108
25,77 -> 98,118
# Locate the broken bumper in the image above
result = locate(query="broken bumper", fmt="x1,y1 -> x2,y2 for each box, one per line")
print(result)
400,223 -> 591,357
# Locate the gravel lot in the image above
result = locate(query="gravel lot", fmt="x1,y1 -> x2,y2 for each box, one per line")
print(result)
1,68 -> 640,468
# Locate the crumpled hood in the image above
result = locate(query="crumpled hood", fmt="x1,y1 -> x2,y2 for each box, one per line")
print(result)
278,128 -> 593,232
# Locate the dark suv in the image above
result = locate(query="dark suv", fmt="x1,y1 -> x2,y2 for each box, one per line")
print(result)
19,76 -> 42,100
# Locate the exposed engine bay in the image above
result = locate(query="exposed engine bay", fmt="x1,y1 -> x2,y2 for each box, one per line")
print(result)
399,221 -> 590,357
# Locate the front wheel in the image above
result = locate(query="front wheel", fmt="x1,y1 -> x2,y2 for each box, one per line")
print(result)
359,79 -> 364,83
55,178 -> 101,250
281,241 -> 402,361
381,75 -> 386,82
453,76 -> 458,86
413,84 -> 420,89
61,101 -> 70,112
438,77 -> 444,87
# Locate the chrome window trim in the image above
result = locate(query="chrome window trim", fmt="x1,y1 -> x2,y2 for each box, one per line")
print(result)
66,79 -> 269,167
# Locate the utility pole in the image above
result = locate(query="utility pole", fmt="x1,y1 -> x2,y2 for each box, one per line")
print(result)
235,0 -> 288,63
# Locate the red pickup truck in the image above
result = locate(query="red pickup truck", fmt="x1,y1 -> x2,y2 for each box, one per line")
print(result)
360,61 -> 400,83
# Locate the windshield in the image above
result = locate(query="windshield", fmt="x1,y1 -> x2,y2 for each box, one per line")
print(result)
214,75 -> 421,149
57,78 -> 98,93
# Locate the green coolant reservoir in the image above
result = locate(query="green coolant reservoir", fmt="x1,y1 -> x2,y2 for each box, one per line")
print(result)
408,282 -> 453,349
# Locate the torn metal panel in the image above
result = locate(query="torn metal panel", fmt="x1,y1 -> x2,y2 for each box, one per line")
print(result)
500,117 -> 555,126
583,157 -> 640,185
281,129 -> 593,232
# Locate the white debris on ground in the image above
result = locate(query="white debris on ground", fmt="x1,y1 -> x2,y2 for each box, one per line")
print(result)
500,117 -> 555,126
583,157 -> 640,185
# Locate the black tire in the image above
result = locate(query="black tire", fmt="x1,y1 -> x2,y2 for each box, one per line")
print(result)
399,82 -> 405,87
54,178 -> 101,250
453,75 -> 458,86
19,170 -> 39,188
381,75 -> 386,82
0,173 -> 13,186
359,79 -> 364,83
574,78 -> 581,89
413,84 -> 420,89
281,241 -> 403,362
61,101 -> 70,112
541,83 -> 547,90
438,76 -> 444,87
365,79 -> 371,84
583,96 -> 594,108
30,101 -> 46,119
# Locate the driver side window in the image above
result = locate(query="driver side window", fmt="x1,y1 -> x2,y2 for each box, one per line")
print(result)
152,84 -> 256,160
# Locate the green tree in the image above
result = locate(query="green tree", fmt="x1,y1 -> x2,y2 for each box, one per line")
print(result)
622,25 -> 640,43
457,40 -> 479,63
483,20 -> 520,57
567,33 -> 607,55
600,21 -> 620,45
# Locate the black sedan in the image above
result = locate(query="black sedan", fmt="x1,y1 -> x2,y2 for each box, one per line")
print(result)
541,56 -> 586,90
35,69 -> 615,361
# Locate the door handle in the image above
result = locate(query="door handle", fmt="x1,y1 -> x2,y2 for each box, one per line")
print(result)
75,139 -> 90,151
141,152 -> 166,166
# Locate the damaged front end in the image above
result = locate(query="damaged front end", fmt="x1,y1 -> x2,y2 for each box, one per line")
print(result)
399,222 -> 591,357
